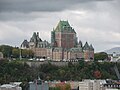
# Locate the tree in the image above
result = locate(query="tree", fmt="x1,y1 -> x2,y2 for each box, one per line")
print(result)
29,50 -> 34,58
94,52 -> 108,61
93,70 -> 102,79
12,48 -> 20,58
22,49 -> 34,58
0,45 -> 13,58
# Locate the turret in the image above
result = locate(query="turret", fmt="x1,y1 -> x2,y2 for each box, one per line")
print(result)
83,42 -> 90,50
78,40 -> 83,48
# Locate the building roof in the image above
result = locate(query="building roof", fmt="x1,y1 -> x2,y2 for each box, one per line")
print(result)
30,32 -> 42,42
83,42 -> 90,50
21,39 -> 29,48
53,47 -> 63,51
38,40 -> 50,48
89,44 -> 94,51
54,20 -> 76,33
69,47 -> 83,52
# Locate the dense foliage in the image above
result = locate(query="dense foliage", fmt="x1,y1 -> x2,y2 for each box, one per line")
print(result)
94,52 -> 108,61
0,60 -> 37,84
0,45 -> 34,58
0,59 -> 118,85
0,45 -> 13,58
38,61 -> 117,81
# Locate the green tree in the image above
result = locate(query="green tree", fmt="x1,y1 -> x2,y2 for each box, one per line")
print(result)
12,48 -> 20,58
0,45 -> 13,58
29,50 -> 34,58
65,84 -> 71,90
94,52 -> 108,61
22,49 -> 34,58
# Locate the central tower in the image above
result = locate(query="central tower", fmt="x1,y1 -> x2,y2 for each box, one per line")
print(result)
51,20 -> 77,49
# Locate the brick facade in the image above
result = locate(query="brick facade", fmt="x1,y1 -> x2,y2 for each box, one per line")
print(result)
21,20 -> 94,61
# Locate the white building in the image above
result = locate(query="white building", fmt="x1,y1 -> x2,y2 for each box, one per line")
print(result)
79,80 -> 106,90
0,83 -> 22,90
79,81 -> 93,90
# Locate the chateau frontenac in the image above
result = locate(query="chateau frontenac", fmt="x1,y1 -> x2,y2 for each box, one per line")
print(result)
21,20 -> 94,61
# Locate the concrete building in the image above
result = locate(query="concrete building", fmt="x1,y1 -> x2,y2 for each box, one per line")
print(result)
21,20 -> 94,61
79,80 -> 106,90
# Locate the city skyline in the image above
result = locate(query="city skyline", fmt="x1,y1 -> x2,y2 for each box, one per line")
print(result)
0,0 -> 120,52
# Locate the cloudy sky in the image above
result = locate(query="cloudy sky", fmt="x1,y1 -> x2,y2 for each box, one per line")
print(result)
0,0 -> 120,52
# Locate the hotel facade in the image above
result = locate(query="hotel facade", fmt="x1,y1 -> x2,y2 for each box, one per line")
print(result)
21,20 -> 94,61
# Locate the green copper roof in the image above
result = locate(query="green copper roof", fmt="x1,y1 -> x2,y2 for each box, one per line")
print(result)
60,20 -> 70,27
54,20 -> 76,33
69,47 -> 83,52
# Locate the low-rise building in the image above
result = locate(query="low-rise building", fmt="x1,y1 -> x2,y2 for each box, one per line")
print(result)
0,84 -> 22,90
79,80 -> 106,90
104,84 -> 120,89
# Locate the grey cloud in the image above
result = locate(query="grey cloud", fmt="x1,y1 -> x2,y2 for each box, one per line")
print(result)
0,0 -> 116,21
0,0 -> 113,13
106,41 -> 120,45
0,12 -> 45,21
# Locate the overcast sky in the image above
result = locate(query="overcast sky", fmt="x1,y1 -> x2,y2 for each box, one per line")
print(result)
0,0 -> 120,52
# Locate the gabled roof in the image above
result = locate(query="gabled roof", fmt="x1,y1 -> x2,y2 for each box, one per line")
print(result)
30,32 -> 37,42
90,44 -> 94,50
30,32 -> 42,42
21,39 -> 29,48
83,42 -> 90,50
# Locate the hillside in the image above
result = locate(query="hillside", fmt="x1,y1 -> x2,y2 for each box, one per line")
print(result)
105,47 -> 120,54
0,60 -> 119,84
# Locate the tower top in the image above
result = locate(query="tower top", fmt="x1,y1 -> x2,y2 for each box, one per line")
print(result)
54,20 -> 76,33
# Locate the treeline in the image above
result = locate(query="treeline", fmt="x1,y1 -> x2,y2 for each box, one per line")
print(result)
0,45 -> 34,58
0,60 -> 118,84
